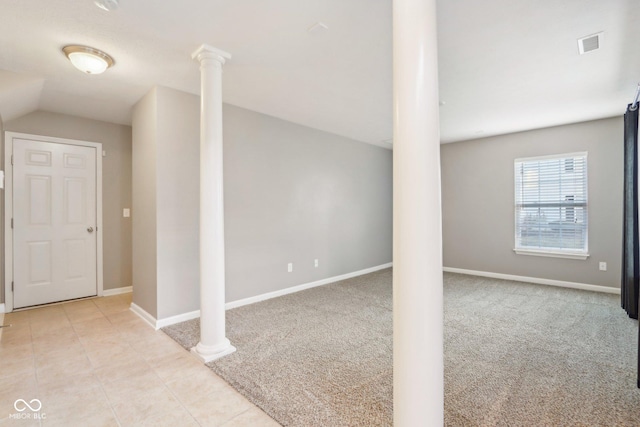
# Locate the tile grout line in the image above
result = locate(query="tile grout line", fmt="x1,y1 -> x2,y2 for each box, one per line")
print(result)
72,298 -> 133,427
4,294 -> 265,426
58,297 -> 127,426
23,314 -> 43,427
98,298 -> 192,425
154,370 -> 205,426
218,407 -> 253,426
128,328 -> 206,426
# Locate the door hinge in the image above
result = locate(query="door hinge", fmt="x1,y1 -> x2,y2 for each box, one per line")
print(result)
11,154 -> 13,165
11,281 -> 14,292
11,218 -> 13,228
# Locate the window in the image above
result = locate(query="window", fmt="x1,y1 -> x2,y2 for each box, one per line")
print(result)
514,153 -> 588,259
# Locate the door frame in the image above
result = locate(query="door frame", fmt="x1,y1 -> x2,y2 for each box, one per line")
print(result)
4,132 -> 104,312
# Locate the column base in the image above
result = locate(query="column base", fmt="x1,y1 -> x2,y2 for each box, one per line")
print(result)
190,339 -> 236,363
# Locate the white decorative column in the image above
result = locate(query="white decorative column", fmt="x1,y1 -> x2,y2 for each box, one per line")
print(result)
393,0 -> 443,425
191,44 -> 236,363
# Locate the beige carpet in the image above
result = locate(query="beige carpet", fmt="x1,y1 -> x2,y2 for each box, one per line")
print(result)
163,269 -> 640,426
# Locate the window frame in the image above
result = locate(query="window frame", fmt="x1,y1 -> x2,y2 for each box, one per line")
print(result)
513,152 -> 589,260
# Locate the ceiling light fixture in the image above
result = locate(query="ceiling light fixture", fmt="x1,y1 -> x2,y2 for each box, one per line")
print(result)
94,0 -> 119,11
62,45 -> 115,74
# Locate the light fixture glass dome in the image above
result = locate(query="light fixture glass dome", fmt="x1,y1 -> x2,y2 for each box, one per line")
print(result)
62,45 -> 114,74
94,0 -> 119,11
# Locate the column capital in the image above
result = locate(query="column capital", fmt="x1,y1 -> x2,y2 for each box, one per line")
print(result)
192,44 -> 232,65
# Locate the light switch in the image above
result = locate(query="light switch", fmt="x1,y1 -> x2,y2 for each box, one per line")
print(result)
0,171 -> 4,189
123,208 -> 130,218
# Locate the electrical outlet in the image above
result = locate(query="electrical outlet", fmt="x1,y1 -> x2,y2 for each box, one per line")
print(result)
123,208 -> 130,218
314,259 -> 319,268
599,262 -> 607,271
288,263 -> 293,273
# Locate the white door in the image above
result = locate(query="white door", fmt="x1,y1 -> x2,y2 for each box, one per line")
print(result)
13,138 -> 98,308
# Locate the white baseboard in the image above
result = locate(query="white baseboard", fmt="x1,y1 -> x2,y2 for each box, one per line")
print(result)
103,286 -> 133,297
225,262 -> 393,310
0,303 -> 5,314
130,302 -> 201,330
443,267 -> 621,295
130,303 -> 158,329
145,262 -> 393,329
156,310 -> 201,329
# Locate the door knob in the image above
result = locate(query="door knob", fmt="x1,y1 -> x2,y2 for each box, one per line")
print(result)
87,227 -> 94,233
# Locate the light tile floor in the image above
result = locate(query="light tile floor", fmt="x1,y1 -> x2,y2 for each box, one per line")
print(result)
0,294 -> 281,427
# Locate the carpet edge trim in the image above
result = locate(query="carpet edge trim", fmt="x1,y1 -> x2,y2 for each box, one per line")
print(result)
443,267 -> 620,294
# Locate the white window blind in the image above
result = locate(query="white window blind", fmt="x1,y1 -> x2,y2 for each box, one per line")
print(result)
514,153 -> 588,255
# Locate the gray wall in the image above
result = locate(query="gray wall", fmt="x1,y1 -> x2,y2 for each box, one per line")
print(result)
155,87 -> 200,319
224,104 -> 393,301
441,117 -> 623,288
131,86 -> 393,320
0,114 -> 4,304
132,89 -> 159,318
131,86 -> 201,320
2,87 -> 392,316
4,111 -> 133,298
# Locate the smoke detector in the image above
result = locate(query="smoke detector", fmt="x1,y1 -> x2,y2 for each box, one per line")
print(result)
577,32 -> 603,55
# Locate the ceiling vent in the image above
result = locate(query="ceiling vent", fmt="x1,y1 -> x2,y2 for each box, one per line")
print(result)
577,32 -> 603,55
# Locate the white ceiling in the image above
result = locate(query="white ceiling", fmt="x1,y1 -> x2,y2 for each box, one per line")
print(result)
0,0 -> 638,146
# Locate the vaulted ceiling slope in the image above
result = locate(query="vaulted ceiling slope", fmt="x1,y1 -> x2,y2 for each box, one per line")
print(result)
0,0 -> 638,145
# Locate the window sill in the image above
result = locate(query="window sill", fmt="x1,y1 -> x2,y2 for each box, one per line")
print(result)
513,249 -> 589,260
